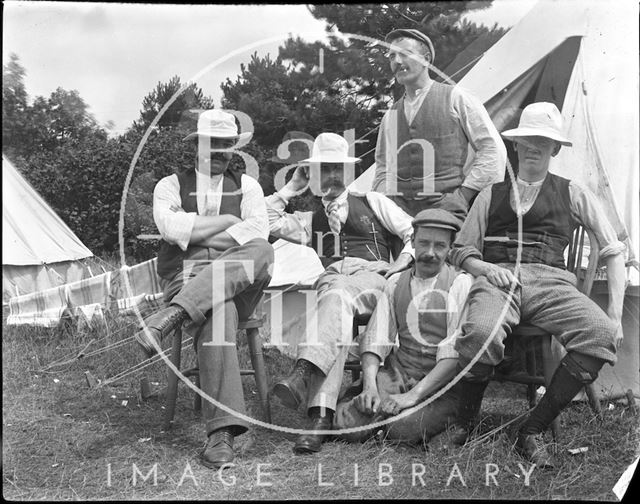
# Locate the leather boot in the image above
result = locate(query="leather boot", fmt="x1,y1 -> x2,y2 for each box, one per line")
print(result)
134,304 -> 188,357
294,407 -> 334,455
449,380 -> 490,445
514,429 -> 554,468
273,359 -> 317,410
201,428 -> 235,469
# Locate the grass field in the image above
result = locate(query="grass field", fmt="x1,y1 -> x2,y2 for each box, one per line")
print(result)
3,312 -> 639,501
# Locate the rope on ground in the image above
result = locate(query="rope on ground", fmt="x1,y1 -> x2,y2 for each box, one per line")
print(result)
463,410 -> 530,448
98,337 -> 193,388
37,318 -> 138,371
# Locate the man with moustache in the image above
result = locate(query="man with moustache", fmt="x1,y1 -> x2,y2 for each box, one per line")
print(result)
449,102 -> 626,467
265,132 -> 415,454
333,209 -> 472,446
373,28 -> 506,219
134,109 -> 274,469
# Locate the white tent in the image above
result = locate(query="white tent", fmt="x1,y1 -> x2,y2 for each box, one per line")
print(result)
2,155 -> 94,302
446,0 -> 639,399
458,0 -> 638,285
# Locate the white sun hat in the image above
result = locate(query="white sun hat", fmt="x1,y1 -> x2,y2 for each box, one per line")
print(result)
501,102 -> 572,146
301,133 -> 361,164
183,109 -> 252,141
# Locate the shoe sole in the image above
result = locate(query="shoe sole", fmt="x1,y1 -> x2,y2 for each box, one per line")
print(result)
293,443 -> 322,454
273,382 -> 301,410
134,329 -> 159,358
199,454 -> 235,469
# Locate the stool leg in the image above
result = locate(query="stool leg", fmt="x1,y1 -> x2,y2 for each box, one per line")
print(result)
525,345 -> 537,409
163,327 -> 182,431
246,328 -> 271,423
194,374 -> 202,413
541,336 -> 560,443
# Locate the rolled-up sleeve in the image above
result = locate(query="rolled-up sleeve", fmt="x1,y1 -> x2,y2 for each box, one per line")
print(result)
450,187 -> 491,267
153,174 -> 195,251
226,174 -> 269,245
569,182 -> 626,259
453,86 -> 506,192
264,185 -> 313,245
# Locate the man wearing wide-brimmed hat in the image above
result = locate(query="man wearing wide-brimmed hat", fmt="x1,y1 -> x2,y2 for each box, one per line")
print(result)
134,109 -> 274,469
373,28 -> 506,220
265,132 -> 415,454
448,102 -> 626,467
333,208 -> 473,446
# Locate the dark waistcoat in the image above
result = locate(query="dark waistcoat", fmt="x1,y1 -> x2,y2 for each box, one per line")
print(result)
483,173 -> 576,269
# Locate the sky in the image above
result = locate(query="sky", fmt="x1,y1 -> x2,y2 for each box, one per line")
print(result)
3,1 -> 538,135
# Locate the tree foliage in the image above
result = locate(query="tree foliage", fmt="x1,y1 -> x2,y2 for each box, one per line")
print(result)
220,2 -> 506,201
134,75 -> 215,132
3,4 -> 507,262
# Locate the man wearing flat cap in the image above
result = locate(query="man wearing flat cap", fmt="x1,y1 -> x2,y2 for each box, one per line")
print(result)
134,109 -> 274,469
333,208 -> 472,445
449,102 -> 626,467
373,28 -> 506,220
265,132 -> 416,454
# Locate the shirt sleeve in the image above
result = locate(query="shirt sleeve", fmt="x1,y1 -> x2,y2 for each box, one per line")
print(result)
264,184 -> 313,245
451,86 -> 507,192
225,174 -> 269,245
436,272 -> 472,362
365,192 -> 415,257
359,272 -> 400,361
568,181 -> 626,259
450,186 -> 492,267
152,174 -> 196,251
372,111 -> 390,193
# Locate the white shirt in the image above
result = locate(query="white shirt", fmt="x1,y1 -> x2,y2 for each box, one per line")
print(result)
361,270 -> 472,362
265,184 -> 415,258
153,171 -> 268,251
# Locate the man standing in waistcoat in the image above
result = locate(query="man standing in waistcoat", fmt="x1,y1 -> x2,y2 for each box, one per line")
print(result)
448,102 -> 626,467
373,28 -> 506,219
333,209 -> 472,446
134,109 -> 274,469
265,132 -> 415,454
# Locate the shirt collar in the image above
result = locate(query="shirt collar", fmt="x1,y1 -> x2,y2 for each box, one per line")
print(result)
404,80 -> 433,102
516,175 -> 544,187
322,188 -> 349,210
196,169 -> 223,187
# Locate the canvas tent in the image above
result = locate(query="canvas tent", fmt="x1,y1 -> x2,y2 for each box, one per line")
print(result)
3,155 -> 94,302
348,0 -> 639,398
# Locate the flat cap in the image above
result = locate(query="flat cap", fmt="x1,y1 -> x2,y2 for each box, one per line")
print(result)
412,208 -> 461,233
385,28 -> 435,62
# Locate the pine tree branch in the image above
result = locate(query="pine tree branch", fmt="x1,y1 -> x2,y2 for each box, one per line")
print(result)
385,4 -> 423,27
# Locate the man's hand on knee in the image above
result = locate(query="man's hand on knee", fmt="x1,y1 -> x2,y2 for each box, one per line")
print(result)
483,264 -> 520,289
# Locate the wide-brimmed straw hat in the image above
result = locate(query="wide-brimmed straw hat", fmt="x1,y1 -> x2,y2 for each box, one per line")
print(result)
269,131 -> 315,163
301,133 -> 361,164
183,109 -> 252,142
501,102 -> 572,146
